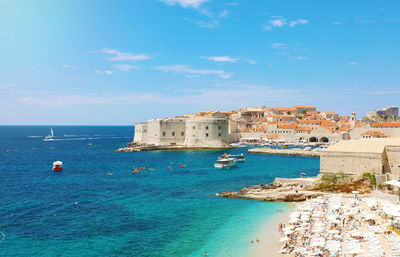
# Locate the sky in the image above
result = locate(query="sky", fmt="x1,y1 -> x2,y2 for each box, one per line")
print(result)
0,0 -> 399,125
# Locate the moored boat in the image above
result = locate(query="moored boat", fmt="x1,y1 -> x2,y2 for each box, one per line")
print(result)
220,153 -> 245,162
214,158 -> 236,169
52,161 -> 63,171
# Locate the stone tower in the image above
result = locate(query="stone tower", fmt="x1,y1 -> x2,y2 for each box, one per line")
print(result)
350,112 -> 357,128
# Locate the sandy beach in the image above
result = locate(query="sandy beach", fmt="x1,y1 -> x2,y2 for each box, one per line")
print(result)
255,190 -> 400,257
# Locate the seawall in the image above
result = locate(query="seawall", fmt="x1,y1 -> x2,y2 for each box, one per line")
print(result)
248,147 -> 320,157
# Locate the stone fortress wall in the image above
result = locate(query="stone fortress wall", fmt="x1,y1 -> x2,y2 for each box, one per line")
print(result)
133,116 -> 229,148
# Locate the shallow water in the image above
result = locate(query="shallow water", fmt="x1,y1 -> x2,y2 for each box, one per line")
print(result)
0,126 -> 319,256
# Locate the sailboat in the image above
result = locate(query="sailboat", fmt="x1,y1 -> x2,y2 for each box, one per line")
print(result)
45,128 -> 54,139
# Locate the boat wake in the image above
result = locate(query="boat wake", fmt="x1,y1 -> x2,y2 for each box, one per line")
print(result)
28,136 -> 43,138
0,231 -> 5,244
43,136 -> 130,142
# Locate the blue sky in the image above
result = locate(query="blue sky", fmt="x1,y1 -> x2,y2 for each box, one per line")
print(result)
0,0 -> 399,125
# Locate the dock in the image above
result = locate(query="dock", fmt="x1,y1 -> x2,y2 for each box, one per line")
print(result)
248,147 -> 321,157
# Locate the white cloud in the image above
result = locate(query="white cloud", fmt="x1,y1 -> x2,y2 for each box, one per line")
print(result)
348,61 -> 358,65
271,43 -> 288,49
15,84 -> 307,107
154,64 -> 232,79
160,0 -> 208,9
269,18 -> 286,27
289,19 -> 308,27
196,20 -> 220,28
219,10 -> 229,18
332,21 -> 343,25
202,56 -> 238,63
264,17 -> 309,30
96,70 -> 114,75
262,25 -> 272,31
0,83 -> 16,88
114,64 -> 139,72
367,90 -> 400,95
100,48 -> 150,61
246,59 -> 257,64
64,64 -> 79,70
291,56 -> 309,60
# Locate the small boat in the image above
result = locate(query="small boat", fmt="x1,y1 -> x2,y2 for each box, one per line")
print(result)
45,128 -> 54,139
52,161 -> 63,171
214,158 -> 236,169
220,153 -> 245,162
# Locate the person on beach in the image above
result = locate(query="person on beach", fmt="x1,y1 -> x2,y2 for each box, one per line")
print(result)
204,251 -> 207,256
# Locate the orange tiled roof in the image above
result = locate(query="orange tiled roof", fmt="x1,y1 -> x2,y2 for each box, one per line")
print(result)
268,134 -> 279,139
370,122 -> 400,128
295,126 -> 312,132
361,130 -> 389,137
299,120 -> 322,124
277,124 -> 298,129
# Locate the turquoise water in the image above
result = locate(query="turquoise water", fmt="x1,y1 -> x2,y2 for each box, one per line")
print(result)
0,126 -> 319,256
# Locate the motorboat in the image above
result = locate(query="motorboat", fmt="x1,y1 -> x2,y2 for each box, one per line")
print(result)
220,153 -> 245,162
45,128 -> 54,139
52,161 -> 63,171
214,158 -> 236,169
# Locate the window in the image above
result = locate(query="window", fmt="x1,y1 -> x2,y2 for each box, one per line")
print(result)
193,126 -> 195,130
206,133 -> 209,137
206,126 -> 209,130
172,132 -> 175,136
218,133 -> 221,137
181,132 -> 184,136
218,126 -> 221,130
163,132 -> 166,136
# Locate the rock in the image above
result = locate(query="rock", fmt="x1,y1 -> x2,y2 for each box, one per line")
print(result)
220,177 -> 322,202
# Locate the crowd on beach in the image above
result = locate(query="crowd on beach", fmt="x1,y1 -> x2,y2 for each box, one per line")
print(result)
278,193 -> 400,257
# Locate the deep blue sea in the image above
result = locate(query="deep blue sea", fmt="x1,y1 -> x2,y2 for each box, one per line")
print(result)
0,126 -> 320,256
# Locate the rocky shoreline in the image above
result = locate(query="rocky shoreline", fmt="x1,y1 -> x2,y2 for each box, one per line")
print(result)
248,147 -> 321,157
220,177 -> 324,202
116,145 -> 234,152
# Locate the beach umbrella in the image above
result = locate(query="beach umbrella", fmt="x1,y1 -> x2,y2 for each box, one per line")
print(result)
290,212 -> 300,218
365,213 -> 376,220
352,191 -> 359,194
328,230 -> 340,234
285,230 -> 294,235
351,231 -> 362,237
279,237 -> 289,242
283,225 -> 295,231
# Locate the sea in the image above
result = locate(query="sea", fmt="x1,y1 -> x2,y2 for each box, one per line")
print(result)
0,126 -> 320,257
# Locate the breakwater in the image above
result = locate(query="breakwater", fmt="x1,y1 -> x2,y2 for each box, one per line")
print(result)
248,147 -> 321,157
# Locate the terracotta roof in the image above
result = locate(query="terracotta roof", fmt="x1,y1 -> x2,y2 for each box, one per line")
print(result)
277,124 -> 298,129
320,120 -> 336,127
299,120 -> 322,124
295,126 -> 312,132
268,134 -> 279,139
370,122 -> 400,128
361,131 -> 389,137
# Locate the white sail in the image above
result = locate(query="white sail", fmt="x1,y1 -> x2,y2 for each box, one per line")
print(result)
51,128 -> 54,137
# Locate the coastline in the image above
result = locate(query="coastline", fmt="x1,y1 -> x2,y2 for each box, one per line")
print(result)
253,202 -> 299,257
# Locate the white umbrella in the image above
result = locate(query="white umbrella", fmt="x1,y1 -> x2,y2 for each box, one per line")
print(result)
352,191 -> 359,194
283,225 -> 295,231
279,237 -> 289,242
285,230 -> 294,235
328,230 -> 340,234
351,231 -> 362,237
